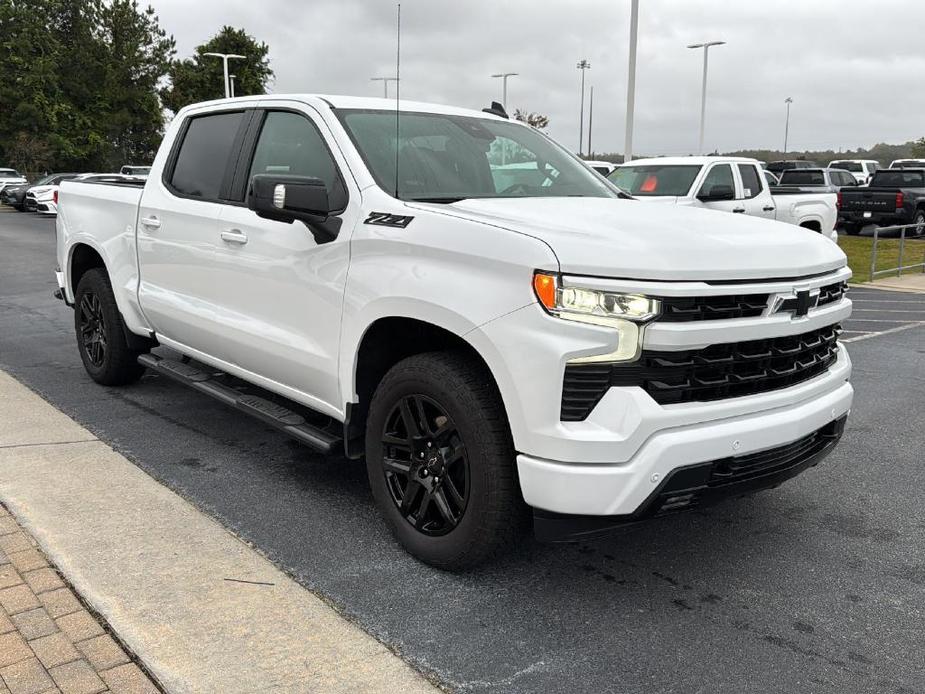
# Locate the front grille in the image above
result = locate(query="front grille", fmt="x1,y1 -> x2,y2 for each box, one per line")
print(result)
659,293 -> 768,322
817,281 -> 847,307
561,324 -> 840,420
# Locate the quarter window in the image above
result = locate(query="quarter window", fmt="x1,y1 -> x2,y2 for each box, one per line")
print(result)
737,164 -> 762,199
170,111 -> 246,200
248,111 -> 347,210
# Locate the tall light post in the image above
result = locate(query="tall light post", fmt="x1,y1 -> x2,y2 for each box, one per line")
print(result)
490,72 -> 518,109
687,40 -> 725,154
783,97 -> 793,153
229,74 -> 236,98
576,59 -> 591,155
371,76 -> 399,98
204,52 -> 245,99
624,0 -> 639,163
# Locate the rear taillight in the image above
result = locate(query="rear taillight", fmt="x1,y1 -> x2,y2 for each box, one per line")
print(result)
53,189 -> 58,205
896,192 -> 904,209
836,192 -> 842,209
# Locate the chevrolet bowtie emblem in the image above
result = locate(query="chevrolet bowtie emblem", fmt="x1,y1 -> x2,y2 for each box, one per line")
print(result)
775,289 -> 819,318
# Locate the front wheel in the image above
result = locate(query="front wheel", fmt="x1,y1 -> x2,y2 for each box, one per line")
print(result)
365,352 -> 526,570
74,268 -> 147,385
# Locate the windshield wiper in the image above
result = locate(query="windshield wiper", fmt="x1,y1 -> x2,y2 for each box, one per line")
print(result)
407,196 -> 469,204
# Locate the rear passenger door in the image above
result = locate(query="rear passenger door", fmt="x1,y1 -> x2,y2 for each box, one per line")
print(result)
210,104 -> 359,414
137,108 -> 251,359
737,163 -> 776,220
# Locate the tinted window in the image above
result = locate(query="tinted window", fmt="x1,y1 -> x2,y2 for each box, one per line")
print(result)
780,170 -> 825,185
610,165 -> 701,196
247,111 -> 347,210
699,164 -> 734,195
170,111 -> 245,199
831,161 -> 862,172
737,164 -> 762,198
871,170 -> 925,187
0,170 -> 21,178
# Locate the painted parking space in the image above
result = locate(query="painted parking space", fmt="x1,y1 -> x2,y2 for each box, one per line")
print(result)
842,286 -> 925,342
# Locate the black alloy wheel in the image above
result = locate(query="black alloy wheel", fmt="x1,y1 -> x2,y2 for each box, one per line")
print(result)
380,394 -> 470,536
77,292 -> 108,368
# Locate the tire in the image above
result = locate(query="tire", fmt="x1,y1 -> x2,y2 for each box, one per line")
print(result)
73,268 -> 147,386
365,351 -> 527,570
913,211 -> 925,237
843,223 -> 862,236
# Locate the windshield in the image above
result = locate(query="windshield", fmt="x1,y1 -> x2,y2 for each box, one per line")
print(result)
891,160 -> 925,168
0,170 -> 21,179
608,164 -> 702,196
830,161 -> 862,172
780,170 -> 826,185
336,109 -> 616,202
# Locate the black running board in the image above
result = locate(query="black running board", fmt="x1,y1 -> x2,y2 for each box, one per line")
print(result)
137,353 -> 341,454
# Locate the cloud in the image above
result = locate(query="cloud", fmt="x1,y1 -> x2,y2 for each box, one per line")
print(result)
148,0 -> 925,155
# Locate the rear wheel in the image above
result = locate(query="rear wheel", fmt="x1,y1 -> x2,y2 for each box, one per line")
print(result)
843,223 -> 862,236
913,211 -> 925,236
365,352 -> 526,570
74,268 -> 147,386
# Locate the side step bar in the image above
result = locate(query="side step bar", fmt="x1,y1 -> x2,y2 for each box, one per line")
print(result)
137,354 -> 341,454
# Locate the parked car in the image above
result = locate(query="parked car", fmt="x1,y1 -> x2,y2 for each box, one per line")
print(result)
838,167 -> 925,236
120,165 -> 151,178
775,168 -> 860,193
828,159 -> 880,185
583,160 -> 617,176
765,160 -> 818,177
0,168 -> 28,194
56,95 -> 853,569
888,159 -> 925,169
2,173 -> 79,211
29,173 -> 137,215
610,156 -> 838,241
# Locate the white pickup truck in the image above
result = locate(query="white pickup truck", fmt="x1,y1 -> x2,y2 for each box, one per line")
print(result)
611,156 -> 839,242
56,95 -> 853,569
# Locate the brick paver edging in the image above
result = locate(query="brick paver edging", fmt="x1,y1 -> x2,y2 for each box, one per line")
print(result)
0,504 -> 160,694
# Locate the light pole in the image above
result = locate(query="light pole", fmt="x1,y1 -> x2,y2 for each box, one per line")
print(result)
204,52 -> 245,99
687,40 -> 725,154
587,86 -> 594,156
229,74 -> 236,98
624,0 -> 639,163
576,59 -> 591,155
490,72 -> 518,109
371,76 -> 399,98
783,97 -> 793,153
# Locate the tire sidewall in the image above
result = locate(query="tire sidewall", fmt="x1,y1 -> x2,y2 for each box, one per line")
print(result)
74,269 -> 130,383
365,359 -> 506,567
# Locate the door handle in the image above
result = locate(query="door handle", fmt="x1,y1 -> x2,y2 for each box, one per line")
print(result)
733,208 -> 746,213
762,206 -> 776,212
140,216 -> 160,229
220,229 -> 248,245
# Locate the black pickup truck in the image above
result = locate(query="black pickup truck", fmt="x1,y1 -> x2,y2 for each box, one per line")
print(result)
839,168 -> 925,236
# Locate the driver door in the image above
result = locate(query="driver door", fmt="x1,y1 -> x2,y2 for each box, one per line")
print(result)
694,163 -> 743,214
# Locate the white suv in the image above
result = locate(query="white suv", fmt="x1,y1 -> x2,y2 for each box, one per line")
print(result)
828,159 -> 880,184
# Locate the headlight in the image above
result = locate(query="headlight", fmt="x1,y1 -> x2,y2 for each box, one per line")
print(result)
533,272 -> 660,363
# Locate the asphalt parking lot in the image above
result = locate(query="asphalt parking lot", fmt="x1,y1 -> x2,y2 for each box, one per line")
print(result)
1,209 -> 924,694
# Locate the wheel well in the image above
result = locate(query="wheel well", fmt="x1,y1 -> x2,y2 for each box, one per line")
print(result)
799,220 -> 822,233
345,318 -> 499,458
69,244 -> 106,295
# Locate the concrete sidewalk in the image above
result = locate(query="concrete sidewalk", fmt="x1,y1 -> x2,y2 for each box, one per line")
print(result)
861,271 -> 925,293
0,370 -> 440,694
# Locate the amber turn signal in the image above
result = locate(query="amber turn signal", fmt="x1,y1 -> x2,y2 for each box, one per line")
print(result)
533,272 -> 558,311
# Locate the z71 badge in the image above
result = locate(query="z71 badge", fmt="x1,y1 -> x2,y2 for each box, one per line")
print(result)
364,212 -> 414,228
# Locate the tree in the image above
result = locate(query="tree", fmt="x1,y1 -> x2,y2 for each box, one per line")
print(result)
514,109 -> 549,129
160,26 -> 273,114
912,137 -> 925,158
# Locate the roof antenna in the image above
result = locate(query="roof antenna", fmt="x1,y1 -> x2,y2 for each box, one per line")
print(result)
394,2 -> 401,199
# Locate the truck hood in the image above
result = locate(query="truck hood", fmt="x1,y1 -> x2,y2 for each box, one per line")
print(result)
433,197 -> 845,281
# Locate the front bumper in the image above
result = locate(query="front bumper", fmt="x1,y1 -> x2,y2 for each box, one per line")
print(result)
519,376 -> 852,520
534,415 -> 846,541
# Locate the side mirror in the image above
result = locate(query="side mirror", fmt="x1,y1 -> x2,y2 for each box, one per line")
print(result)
697,184 -> 735,202
248,174 -> 331,223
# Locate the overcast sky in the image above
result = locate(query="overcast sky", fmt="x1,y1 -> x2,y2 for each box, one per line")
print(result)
147,0 -> 925,156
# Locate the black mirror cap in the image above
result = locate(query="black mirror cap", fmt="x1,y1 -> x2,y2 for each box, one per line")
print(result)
697,184 -> 735,202
248,174 -> 331,223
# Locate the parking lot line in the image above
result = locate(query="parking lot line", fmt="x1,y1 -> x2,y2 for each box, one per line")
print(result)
841,322 -> 925,343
